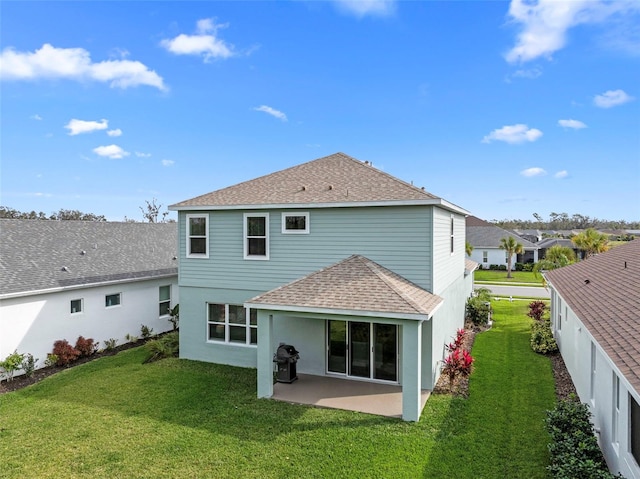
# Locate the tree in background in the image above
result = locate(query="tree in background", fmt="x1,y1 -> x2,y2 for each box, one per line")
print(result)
499,236 -> 523,278
533,245 -> 576,278
140,198 -> 170,223
465,241 -> 473,257
571,228 -> 609,259
0,206 -> 105,221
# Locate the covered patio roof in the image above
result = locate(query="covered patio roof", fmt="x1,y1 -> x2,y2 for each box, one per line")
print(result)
246,254 -> 443,320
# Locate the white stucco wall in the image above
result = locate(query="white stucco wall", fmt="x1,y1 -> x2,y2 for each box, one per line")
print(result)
0,276 -> 178,374
551,290 -> 640,479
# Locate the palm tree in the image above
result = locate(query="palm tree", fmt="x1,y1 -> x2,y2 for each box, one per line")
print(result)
465,241 -> 473,257
533,245 -> 577,278
499,236 -> 523,278
571,228 -> 609,259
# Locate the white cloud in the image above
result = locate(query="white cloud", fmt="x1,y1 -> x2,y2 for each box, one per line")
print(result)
30,114 -> 42,120
505,0 -> 640,63
0,43 -> 166,90
160,18 -> 235,61
521,167 -> 547,177
65,119 -> 108,136
332,0 -> 396,17
482,124 -> 543,144
107,128 -> 122,137
254,105 -> 288,121
555,170 -> 569,179
161,159 -> 175,167
93,144 -> 129,159
558,119 -> 587,129
135,151 -> 151,158
593,89 -> 635,108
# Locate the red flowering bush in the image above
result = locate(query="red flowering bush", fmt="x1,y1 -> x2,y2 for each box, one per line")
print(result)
74,336 -> 97,357
527,301 -> 547,322
52,340 -> 80,366
442,346 -> 474,392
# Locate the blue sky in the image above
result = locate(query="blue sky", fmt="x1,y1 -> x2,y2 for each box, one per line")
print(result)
1,0 -> 639,222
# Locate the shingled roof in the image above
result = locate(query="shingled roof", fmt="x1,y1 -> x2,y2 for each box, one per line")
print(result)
246,255 -> 443,320
466,216 -> 538,250
545,240 -> 640,393
0,219 -> 177,298
170,152 -> 467,213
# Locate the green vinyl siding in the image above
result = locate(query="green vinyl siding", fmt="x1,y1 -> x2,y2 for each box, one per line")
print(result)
431,208 -> 466,295
178,206 -> 433,293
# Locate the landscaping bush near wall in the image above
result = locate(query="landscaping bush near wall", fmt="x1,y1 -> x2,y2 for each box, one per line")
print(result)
545,399 -> 622,479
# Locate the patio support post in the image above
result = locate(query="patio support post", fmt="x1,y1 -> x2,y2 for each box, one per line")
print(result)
257,311 -> 274,398
402,320 -> 423,422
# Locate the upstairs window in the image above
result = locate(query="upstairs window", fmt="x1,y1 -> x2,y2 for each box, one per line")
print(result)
187,214 -> 208,258
105,293 -> 121,308
632,394 -> 640,466
450,216 -> 455,254
282,212 -> 309,234
244,213 -> 269,260
70,299 -> 83,314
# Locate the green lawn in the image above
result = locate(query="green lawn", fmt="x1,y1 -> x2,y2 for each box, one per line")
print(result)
0,302 -> 554,478
475,269 -> 543,285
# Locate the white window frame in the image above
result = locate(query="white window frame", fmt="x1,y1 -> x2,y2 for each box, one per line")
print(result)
244,213 -> 269,260
590,342 -> 596,404
282,212 -> 309,234
631,394 -> 640,466
186,214 -> 209,258
482,251 -> 488,263
450,215 -> 455,255
70,298 -> 83,315
159,285 -> 171,318
613,373 -> 620,450
105,293 -> 121,308
206,303 -> 257,346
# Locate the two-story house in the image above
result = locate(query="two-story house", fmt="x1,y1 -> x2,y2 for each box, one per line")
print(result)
169,152 -> 474,421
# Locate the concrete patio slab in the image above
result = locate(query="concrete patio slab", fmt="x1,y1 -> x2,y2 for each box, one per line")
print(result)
271,374 -> 430,419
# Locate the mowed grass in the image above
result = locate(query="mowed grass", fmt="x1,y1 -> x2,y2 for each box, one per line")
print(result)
475,269 -> 543,285
0,302 -> 554,479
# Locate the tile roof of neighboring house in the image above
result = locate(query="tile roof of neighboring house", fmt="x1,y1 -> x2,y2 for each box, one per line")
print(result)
170,152 -> 468,214
0,219 -> 178,298
466,216 -> 538,250
537,238 -> 576,249
247,255 -> 443,320
545,240 -> 640,393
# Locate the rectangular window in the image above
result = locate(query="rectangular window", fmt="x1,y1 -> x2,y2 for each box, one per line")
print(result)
70,299 -> 83,314
159,285 -> 171,317
244,213 -> 269,260
450,216 -> 455,254
282,212 -> 309,234
482,251 -> 488,263
557,300 -> 562,331
105,293 -> 121,308
187,214 -> 208,258
613,374 -> 620,447
207,303 -> 257,345
631,394 -> 640,466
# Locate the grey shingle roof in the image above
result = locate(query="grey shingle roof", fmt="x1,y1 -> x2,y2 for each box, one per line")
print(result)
545,240 -> 640,393
0,220 -> 177,297
170,152 -> 467,213
247,255 -> 443,319
466,216 -> 538,250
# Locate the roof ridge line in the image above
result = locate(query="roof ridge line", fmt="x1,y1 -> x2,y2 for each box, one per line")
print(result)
358,256 -> 426,314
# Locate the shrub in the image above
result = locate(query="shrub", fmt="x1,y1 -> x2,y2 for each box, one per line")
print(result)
20,353 -> 38,378
0,351 -> 25,381
144,332 -> 179,363
44,354 -> 58,368
446,328 -> 466,352
466,288 -> 492,326
52,340 -> 80,366
545,398 -> 622,478
442,348 -> 474,392
528,300 -> 548,322
103,338 -> 118,351
531,318 -> 558,354
169,304 -> 179,331
74,336 -> 97,357
125,333 -> 139,343
140,324 -> 154,339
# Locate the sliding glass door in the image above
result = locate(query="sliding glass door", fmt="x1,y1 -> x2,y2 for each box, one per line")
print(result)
327,320 -> 397,382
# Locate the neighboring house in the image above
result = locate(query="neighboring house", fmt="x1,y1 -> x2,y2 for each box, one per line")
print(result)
512,228 -> 542,244
466,216 -> 539,268
536,237 -> 582,261
545,240 -> 640,478
0,220 -> 178,371
169,152 -> 475,421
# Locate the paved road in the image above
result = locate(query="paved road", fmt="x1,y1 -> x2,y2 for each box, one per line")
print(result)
475,284 -> 550,299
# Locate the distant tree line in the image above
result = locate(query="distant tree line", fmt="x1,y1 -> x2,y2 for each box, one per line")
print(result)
492,212 -> 639,230
1,198 -> 174,223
